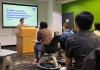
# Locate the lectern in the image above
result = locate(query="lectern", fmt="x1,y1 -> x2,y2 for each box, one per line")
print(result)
16,26 -> 37,55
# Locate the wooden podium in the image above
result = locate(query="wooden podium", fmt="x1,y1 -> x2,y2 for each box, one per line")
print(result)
16,26 -> 37,55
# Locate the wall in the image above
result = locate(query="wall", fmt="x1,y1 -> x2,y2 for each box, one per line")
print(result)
62,0 -> 100,23
52,0 -> 62,34
37,1 -> 48,24
47,0 -> 62,35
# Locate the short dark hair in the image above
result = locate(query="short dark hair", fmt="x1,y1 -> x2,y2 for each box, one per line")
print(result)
20,18 -> 24,22
75,11 -> 94,30
40,21 -> 48,29
94,23 -> 100,30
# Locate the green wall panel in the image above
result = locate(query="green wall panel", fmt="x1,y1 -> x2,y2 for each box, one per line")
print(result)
62,0 -> 100,22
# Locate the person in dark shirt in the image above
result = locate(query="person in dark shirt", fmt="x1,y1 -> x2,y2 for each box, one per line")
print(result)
65,11 -> 100,70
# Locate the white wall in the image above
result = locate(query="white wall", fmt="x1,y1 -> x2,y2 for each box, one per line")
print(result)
47,0 -> 62,35
0,0 -> 62,46
53,0 -> 62,34
37,1 -> 48,23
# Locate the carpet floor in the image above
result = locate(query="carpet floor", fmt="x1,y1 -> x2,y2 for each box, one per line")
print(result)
1,46 -> 40,70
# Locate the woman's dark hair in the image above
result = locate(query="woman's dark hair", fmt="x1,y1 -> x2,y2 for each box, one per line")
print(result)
40,21 -> 48,29
20,18 -> 24,22
75,11 -> 94,30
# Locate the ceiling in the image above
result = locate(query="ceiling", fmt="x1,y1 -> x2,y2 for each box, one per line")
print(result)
61,0 -> 76,4
37,0 -> 76,4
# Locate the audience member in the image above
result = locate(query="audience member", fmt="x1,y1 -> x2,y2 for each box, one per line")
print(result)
94,23 -> 100,36
36,21 -> 52,62
60,22 -> 74,50
37,21 -> 52,50
65,11 -> 100,70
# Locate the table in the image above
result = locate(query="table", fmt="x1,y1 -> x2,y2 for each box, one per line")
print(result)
0,49 -> 17,70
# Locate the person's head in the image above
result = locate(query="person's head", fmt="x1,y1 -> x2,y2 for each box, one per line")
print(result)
63,22 -> 69,29
94,23 -> 100,31
19,18 -> 24,23
39,21 -> 48,29
63,22 -> 71,32
75,11 -> 94,31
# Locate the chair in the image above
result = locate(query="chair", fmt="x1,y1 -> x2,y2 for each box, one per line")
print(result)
34,35 -> 60,63
44,35 -> 60,54
95,48 -> 100,70
37,35 -> 62,70
81,48 -> 100,70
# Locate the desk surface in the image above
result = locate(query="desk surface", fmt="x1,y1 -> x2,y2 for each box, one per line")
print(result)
0,49 -> 17,57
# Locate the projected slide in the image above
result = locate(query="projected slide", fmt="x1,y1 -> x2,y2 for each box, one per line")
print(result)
2,3 -> 38,27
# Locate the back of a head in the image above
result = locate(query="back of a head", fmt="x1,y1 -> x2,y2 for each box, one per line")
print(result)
94,23 -> 100,31
75,11 -> 94,30
40,21 -> 48,29
63,23 -> 69,28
